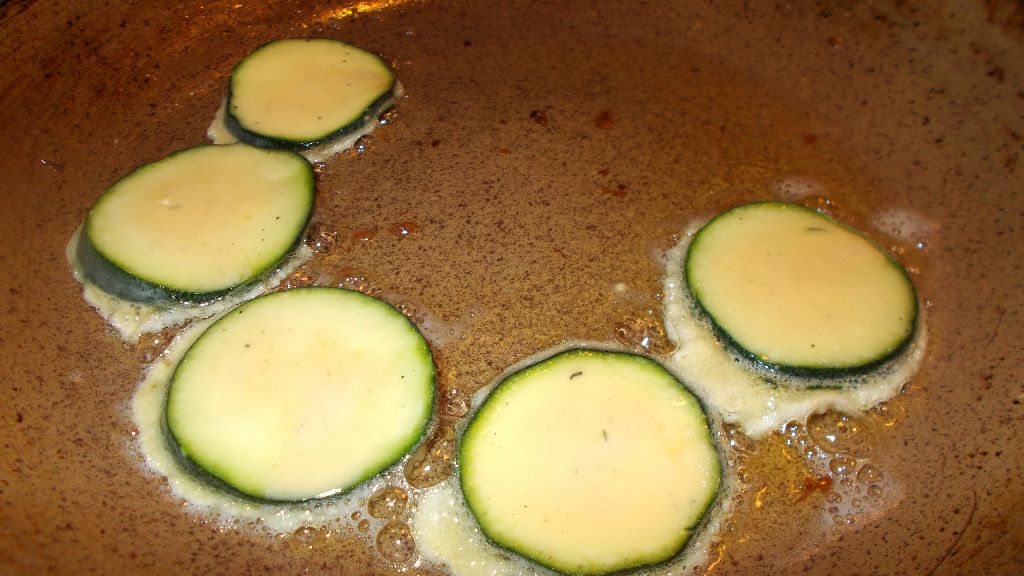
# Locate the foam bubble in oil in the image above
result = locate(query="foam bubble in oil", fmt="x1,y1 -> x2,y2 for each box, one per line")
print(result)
613,313 -> 677,356
368,486 -> 410,520
377,520 -> 417,563
781,414 -> 901,529
773,176 -> 826,200
403,421 -> 457,489
871,208 -> 937,242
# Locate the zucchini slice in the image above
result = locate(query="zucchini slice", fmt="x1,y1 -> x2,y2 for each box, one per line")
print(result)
459,349 -> 721,576
77,143 -> 314,304
165,287 -> 435,502
685,201 -> 917,373
225,38 -> 397,150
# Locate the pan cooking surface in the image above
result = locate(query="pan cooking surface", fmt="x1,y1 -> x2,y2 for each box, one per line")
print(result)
1,0 -> 1021,574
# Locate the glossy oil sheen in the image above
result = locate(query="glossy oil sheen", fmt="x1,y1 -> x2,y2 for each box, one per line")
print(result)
0,0 -> 1021,575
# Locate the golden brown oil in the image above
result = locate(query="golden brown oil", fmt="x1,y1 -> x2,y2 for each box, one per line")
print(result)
2,0 -> 1022,575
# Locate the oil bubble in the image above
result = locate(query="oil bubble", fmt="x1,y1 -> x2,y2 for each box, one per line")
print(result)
357,519 -> 370,533
735,466 -> 753,485
806,411 -> 874,456
339,275 -> 382,297
613,315 -> 676,355
440,388 -> 470,418
395,302 -> 425,325
404,423 -> 457,488
351,228 -> 377,242
376,521 -> 416,562
723,423 -> 757,455
773,177 -> 824,200
281,268 -> 318,290
135,326 -> 179,363
856,463 -> 884,483
828,454 -> 857,477
379,107 -> 400,125
354,135 -> 374,154
305,223 -> 339,253
870,399 -> 906,428
388,221 -> 419,238
290,525 -> 334,551
782,421 -> 818,458
368,486 -> 409,520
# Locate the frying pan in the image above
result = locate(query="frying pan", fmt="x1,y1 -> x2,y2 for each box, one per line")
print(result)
1,0 -> 1021,574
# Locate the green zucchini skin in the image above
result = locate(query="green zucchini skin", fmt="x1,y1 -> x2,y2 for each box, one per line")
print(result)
224,38 -> 398,151
76,144 -> 315,305
163,287 -> 436,503
77,226 -> 309,305
76,229 -> 226,304
224,86 -> 396,152
684,201 -> 919,379
688,295 -> 919,381
459,348 -> 723,576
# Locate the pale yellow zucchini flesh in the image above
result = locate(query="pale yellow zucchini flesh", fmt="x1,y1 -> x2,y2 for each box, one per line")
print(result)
81,143 -> 313,301
459,349 -> 721,576
685,202 -> 917,372
227,38 -> 396,147
166,287 -> 435,502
